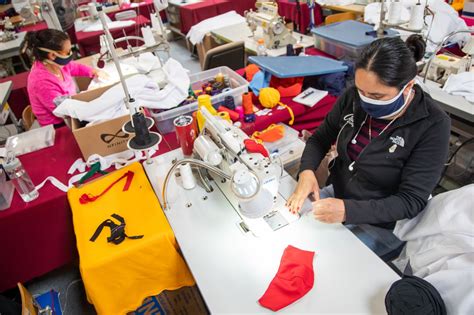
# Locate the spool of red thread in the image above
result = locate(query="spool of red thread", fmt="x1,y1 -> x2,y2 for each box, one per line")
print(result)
242,92 -> 254,115
174,115 -> 198,156
218,106 -> 240,122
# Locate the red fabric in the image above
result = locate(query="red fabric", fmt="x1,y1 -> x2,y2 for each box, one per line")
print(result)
179,0 -> 233,34
0,72 -> 30,118
270,76 -> 304,97
19,21 -> 48,33
259,245 -> 315,311
76,15 -> 150,56
79,171 -> 134,204
277,0 -> 323,33
0,127 -> 174,292
244,139 -> 269,157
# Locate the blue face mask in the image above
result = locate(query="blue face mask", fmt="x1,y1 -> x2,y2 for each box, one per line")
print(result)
358,83 -> 413,119
39,47 -> 73,66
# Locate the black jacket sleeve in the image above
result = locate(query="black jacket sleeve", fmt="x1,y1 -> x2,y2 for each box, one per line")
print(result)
344,113 -> 451,224
299,90 -> 350,173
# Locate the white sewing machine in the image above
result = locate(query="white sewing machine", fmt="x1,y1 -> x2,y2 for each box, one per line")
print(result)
245,2 -> 296,49
425,54 -> 472,84
160,108 -> 300,237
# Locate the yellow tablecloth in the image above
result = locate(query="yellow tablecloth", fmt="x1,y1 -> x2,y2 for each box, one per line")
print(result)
68,162 -> 195,315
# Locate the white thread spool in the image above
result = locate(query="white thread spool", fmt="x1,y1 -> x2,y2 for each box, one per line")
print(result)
150,13 -> 161,33
179,163 -> 196,190
387,1 -> 402,25
409,3 -> 425,31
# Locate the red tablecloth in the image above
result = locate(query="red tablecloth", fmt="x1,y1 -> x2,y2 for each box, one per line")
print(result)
277,0 -> 323,33
179,0 -> 234,34
76,15 -> 150,56
19,21 -> 48,33
230,0 -> 256,15
0,72 -> 30,119
0,126 -> 176,292
106,0 -> 167,21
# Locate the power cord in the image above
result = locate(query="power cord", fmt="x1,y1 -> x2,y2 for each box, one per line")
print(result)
438,137 -> 474,186
61,279 -> 83,315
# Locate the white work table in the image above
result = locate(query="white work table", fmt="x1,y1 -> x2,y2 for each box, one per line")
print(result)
211,22 -> 314,57
0,31 -> 26,60
0,81 -> 12,107
144,149 -> 400,314
420,77 -> 474,123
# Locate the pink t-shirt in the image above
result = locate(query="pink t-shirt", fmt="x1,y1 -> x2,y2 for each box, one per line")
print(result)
27,61 -> 94,126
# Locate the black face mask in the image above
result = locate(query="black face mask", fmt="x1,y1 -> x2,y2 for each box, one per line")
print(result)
38,47 -> 73,66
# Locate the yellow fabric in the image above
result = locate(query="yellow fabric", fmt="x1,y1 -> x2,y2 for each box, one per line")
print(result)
67,162 -> 195,315
258,87 -> 295,125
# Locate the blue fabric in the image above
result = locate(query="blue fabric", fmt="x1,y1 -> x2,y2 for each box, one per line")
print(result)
249,70 -> 271,96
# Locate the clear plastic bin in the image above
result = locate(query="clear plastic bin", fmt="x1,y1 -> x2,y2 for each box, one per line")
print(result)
150,66 -> 249,134
5,125 -> 56,156
262,124 -> 300,154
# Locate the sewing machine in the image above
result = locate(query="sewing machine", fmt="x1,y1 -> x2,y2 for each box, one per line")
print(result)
245,2 -> 296,49
160,108 -> 300,237
425,54 -> 472,84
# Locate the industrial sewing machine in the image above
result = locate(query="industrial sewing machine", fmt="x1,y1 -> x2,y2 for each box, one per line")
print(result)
245,2 -> 296,49
160,108 -> 300,237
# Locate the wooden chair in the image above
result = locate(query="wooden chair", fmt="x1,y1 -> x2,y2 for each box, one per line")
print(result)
17,282 -> 39,315
325,12 -> 357,25
22,105 -> 36,131
203,41 -> 245,71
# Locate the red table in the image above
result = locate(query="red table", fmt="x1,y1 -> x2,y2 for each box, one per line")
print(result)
76,15 -> 150,56
0,126 -> 176,292
0,71 -> 29,118
19,21 -> 48,33
277,0 -> 323,33
179,0 -> 233,34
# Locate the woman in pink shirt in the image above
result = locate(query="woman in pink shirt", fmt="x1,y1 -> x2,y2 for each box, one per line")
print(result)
22,29 -> 99,127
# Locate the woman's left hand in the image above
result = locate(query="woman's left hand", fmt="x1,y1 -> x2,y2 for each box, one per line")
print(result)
92,69 -> 109,80
312,198 -> 346,223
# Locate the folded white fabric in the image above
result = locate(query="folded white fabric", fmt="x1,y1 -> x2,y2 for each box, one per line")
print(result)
393,184 -> 474,315
316,0 -> 355,6
54,58 -> 189,122
187,11 -> 245,45
84,20 -> 135,32
443,72 -> 474,103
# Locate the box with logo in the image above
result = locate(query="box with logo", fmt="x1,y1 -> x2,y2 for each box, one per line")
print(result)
67,85 -> 133,160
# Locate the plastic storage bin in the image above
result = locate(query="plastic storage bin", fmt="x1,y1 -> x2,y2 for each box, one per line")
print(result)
150,66 -> 249,134
311,20 -> 399,61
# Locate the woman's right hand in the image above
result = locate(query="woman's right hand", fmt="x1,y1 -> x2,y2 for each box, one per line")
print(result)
286,170 -> 320,214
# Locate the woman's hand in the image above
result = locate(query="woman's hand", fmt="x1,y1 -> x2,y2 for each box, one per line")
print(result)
286,170 -> 320,214
313,198 -> 346,223
92,69 -> 109,80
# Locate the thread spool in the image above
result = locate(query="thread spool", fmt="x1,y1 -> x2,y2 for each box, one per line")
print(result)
218,111 -> 231,123
179,163 -> 196,190
387,1 -> 402,24
218,106 -> 239,122
242,92 -> 254,115
223,95 -> 235,110
408,3 -> 425,31
235,106 -> 244,120
215,73 -> 225,83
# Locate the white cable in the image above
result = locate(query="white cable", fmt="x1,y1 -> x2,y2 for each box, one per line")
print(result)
61,278 -> 82,315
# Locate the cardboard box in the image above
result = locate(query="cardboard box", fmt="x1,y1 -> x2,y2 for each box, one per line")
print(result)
68,85 -> 133,160
132,285 -> 208,315
196,33 -> 220,69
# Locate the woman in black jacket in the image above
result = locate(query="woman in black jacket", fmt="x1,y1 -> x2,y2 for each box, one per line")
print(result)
287,35 -> 450,232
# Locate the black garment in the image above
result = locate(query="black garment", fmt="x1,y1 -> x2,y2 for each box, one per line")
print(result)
385,275 -> 446,315
299,85 -> 450,227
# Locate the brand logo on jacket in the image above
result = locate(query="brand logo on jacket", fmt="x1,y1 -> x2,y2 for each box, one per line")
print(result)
390,136 -> 405,147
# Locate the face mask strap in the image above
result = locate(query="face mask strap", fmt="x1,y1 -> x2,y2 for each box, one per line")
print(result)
38,47 -> 72,59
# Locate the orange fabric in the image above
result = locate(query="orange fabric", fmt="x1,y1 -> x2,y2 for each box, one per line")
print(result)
270,77 -> 304,97
252,124 -> 285,143
244,64 -> 260,82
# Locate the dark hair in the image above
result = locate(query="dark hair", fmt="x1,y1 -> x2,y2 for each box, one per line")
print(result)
355,35 -> 426,89
20,29 -> 70,62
